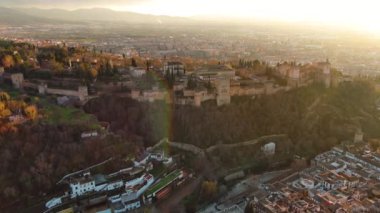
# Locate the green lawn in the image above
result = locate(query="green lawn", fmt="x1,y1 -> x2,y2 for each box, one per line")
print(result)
42,100 -> 100,128
145,169 -> 181,195
0,82 -> 101,130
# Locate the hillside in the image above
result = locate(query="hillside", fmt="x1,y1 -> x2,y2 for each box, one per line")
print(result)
0,7 -> 193,26
0,90 -> 138,210
0,7 -> 57,25
84,81 -> 380,158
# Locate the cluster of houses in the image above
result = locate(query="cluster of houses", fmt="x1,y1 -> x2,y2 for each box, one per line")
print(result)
45,150 -> 191,213
247,132 -> 380,212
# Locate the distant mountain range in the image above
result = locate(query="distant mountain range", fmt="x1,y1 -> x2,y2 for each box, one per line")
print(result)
0,7 -> 60,25
0,7 -> 190,25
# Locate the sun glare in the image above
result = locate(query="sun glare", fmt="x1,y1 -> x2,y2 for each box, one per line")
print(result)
111,0 -> 380,33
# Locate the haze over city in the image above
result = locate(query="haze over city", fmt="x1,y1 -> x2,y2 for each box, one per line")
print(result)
1,0 -> 380,213
1,0 -> 380,33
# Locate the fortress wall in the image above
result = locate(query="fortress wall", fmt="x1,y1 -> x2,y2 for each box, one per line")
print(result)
46,88 -> 79,97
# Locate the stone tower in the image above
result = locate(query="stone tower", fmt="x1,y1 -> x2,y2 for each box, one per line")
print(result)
216,77 -> 231,106
322,59 -> 331,88
194,92 -> 203,107
109,59 -> 114,69
288,65 -> 300,88
10,73 -> 24,89
78,86 -> 89,101
38,83 -> 48,95
354,129 -> 364,143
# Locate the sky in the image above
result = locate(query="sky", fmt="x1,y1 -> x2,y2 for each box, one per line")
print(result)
1,0 -> 380,33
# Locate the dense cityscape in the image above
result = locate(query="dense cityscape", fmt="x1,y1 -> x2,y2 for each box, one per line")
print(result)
1,2 -> 380,213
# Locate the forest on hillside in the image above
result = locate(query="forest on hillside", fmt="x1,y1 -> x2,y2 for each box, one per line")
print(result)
0,124 -> 137,209
85,80 -> 380,157
0,80 -> 378,210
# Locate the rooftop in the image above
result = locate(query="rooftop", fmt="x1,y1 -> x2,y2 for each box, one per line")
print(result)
94,174 -> 107,185
166,61 -> 183,66
145,169 -> 181,195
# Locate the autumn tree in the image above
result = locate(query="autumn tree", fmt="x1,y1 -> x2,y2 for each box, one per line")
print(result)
75,62 -> 91,79
369,139 -> 380,151
200,180 -> 218,200
24,105 -> 38,120
0,101 -> 5,111
51,61 -> 64,74
0,109 -> 11,118
90,68 -> 98,79
0,102 -> 11,118
131,58 -> 137,67
1,55 -> 14,68
0,92 -> 10,101
7,100 -> 26,113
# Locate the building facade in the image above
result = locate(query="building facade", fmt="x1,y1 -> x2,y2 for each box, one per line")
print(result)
163,61 -> 185,76
216,78 -> 231,106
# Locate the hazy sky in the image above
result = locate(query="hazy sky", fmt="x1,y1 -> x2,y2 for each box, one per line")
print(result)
1,0 -> 380,33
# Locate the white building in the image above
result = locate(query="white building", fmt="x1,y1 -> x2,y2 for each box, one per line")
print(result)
300,177 -> 315,189
45,197 -> 62,209
69,173 -> 119,198
106,180 -> 124,191
111,173 -> 154,212
150,152 -> 164,161
124,200 -> 141,211
130,67 -> 146,77
81,131 -> 99,139
261,142 -> 276,156
134,152 -> 172,166
125,173 -> 154,196
10,73 -> 24,89
69,173 -> 96,198
354,129 -> 364,143
8,114 -> 26,123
